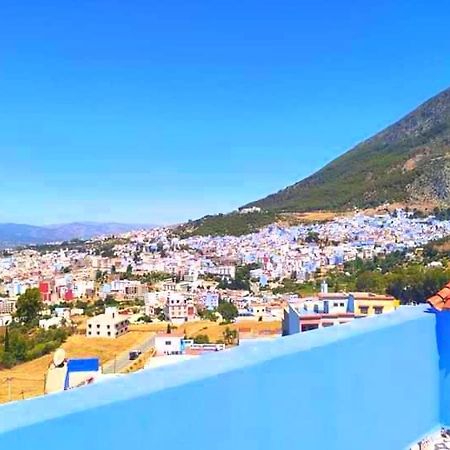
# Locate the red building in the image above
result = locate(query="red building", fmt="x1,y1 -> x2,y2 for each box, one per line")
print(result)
64,289 -> 74,302
39,281 -> 51,302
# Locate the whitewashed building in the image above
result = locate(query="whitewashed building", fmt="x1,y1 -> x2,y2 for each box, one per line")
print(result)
86,307 -> 129,338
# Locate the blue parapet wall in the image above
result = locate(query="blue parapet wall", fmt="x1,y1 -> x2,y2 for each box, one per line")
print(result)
0,305 -> 445,449
436,310 -> 450,427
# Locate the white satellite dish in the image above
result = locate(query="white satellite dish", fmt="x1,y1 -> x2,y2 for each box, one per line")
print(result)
53,348 -> 66,367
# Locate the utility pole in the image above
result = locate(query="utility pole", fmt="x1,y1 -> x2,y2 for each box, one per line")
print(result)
7,377 -> 12,402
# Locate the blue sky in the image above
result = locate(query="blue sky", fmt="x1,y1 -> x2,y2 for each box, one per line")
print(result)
1,0 -> 450,225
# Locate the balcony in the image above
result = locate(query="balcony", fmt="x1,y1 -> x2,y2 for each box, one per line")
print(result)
0,304 -> 448,449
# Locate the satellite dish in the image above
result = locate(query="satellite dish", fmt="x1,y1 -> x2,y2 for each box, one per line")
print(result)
53,348 -> 66,367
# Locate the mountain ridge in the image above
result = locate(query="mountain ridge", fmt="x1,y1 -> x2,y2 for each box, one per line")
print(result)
0,222 -> 156,247
178,86 -> 450,237
245,87 -> 450,212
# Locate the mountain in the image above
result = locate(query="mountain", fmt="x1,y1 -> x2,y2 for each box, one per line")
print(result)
0,222 -> 155,247
245,87 -> 450,212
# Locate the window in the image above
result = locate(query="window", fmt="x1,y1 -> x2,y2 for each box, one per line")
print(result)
97,331 -> 100,336
340,303 -> 345,307
107,325 -> 110,329
107,331 -> 111,336
97,324 -> 100,328
333,302 -> 338,307
359,306 -> 369,314
165,341 -> 171,345
301,324 -> 319,332
88,324 -> 92,328
374,306 -> 384,315
88,331 -> 92,336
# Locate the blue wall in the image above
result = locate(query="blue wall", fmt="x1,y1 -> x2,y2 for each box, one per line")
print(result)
282,304 -> 300,336
435,310 -> 450,427
0,306 -> 444,450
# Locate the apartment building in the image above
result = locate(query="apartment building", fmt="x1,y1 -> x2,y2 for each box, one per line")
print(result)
164,294 -> 196,325
0,298 -> 16,314
202,291 -> 220,310
86,307 -> 129,338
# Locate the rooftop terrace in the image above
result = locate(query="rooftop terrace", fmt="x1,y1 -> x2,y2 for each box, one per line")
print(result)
0,304 -> 448,449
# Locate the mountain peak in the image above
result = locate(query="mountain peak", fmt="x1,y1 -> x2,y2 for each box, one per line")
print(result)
245,86 -> 450,212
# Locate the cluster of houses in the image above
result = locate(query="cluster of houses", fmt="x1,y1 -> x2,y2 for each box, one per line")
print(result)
282,282 -> 400,335
0,209 -> 447,337
184,210 -> 450,284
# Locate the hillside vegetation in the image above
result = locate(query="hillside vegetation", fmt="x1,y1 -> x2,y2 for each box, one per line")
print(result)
177,211 -> 277,237
245,87 -> 450,212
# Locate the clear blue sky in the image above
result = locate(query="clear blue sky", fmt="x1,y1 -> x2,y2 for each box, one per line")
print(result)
1,0 -> 450,225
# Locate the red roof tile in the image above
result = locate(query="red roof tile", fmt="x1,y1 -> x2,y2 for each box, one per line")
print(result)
428,283 -> 450,311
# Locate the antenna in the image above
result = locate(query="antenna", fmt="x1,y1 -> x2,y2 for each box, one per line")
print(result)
53,348 -> 66,367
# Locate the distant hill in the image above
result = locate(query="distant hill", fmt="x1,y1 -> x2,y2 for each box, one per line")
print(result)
0,222 -> 155,247
244,87 -> 450,212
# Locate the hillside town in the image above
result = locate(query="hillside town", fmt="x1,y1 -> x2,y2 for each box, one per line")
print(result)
0,209 -> 449,401
1,210 -> 449,326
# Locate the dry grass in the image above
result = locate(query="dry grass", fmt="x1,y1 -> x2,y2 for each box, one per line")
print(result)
277,211 -> 346,226
0,330 -> 152,404
129,322 -> 169,333
187,320 -> 281,342
132,320 -> 281,343
61,331 -> 153,363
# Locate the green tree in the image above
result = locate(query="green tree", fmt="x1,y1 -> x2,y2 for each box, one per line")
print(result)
104,295 -> 118,307
355,271 -> 386,293
217,300 -> 238,323
126,264 -> 133,278
154,307 -> 166,321
15,288 -> 43,325
4,326 -> 10,352
137,315 -> 152,323
193,334 -> 210,344
305,231 -> 320,243
198,309 -> 218,322
223,327 -> 238,345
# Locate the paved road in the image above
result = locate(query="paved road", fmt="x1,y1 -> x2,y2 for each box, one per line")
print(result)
103,333 -> 155,374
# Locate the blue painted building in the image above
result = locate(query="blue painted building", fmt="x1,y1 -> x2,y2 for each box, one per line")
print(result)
203,291 -> 220,310
0,305 -> 449,449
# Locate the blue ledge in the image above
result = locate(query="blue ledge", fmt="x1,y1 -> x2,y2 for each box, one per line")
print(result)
0,305 -> 445,450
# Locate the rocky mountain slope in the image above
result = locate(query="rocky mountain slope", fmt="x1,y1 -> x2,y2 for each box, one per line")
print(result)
245,87 -> 450,212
